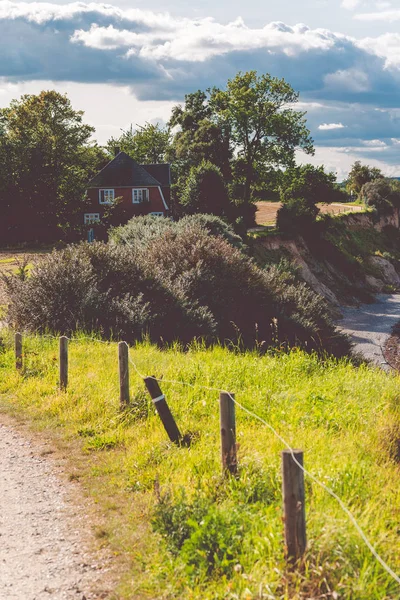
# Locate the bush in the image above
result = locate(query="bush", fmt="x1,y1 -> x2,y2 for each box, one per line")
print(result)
4,225 -> 351,356
361,179 -> 400,214
276,197 -> 319,236
110,213 -> 246,251
3,242 -> 211,343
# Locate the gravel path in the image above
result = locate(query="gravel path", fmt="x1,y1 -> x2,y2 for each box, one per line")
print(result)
0,422 -> 111,600
338,293 -> 400,370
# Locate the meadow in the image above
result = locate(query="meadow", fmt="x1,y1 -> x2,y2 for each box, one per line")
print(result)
0,332 -> 400,598
255,202 -> 363,226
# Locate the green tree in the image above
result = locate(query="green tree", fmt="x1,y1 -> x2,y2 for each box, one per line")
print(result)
169,91 -> 231,178
346,161 -> 383,197
280,164 -> 344,205
106,122 -> 171,164
211,71 -> 314,205
180,161 -> 231,217
361,178 -> 400,214
0,90 -> 105,242
276,164 -> 342,235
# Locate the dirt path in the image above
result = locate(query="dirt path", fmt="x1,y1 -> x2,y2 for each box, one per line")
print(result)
338,293 -> 400,370
0,421 -> 112,600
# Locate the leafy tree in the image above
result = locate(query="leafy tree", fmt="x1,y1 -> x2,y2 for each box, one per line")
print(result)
280,164 -> 344,205
277,164 -> 342,235
361,178 -> 400,214
106,122 -> 171,164
0,90 -> 105,242
169,91 -> 231,178
180,161 -> 231,217
210,71 -> 314,206
346,161 -> 383,197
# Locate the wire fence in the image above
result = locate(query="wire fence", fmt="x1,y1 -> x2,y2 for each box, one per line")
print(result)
3,329 -> 400,585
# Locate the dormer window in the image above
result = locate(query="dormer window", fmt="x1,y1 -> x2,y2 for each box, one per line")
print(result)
99,189 -> 115,204
132,188 -> 149,203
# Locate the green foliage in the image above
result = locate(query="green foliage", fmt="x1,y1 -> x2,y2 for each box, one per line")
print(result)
0,90 -> 106,243
280,164 -> 343,205
276,197 -> 319,236
211,71 -> 314,205
106,122 -> 171,164
277,164 -> 344,235
1,337 -> 400,598
361,178 -> 400,214
110,213 -> 246,251
180,161 -> 231,217
346,161 -> 384,197
4,227 -> 350,355
169,91 -> 231,177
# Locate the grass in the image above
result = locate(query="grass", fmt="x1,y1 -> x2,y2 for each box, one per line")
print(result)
1,332 -> 400,598
325,220 -> 400,276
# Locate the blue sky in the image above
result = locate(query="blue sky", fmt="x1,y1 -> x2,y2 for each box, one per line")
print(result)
1,0 -> 400,179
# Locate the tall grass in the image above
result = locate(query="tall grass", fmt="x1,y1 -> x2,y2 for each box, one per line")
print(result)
0,332 -> 400,598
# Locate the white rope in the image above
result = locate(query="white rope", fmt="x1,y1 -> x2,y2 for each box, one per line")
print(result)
127,349 -> 400,586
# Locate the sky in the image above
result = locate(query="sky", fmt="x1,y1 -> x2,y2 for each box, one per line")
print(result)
1,0 -> 400,180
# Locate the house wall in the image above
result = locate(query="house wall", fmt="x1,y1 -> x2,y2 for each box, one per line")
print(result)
86,186 -> 167,218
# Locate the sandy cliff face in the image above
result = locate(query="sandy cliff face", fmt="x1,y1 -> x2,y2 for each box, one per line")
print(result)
256,210 -> 400,310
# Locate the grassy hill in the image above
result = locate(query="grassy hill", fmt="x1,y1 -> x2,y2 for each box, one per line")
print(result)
0,332 -> 400,598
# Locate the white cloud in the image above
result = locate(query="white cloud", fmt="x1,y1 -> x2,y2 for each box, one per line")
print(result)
362,139 -> 387,146
341,0 -> 363,10
355,9 -> 400,20
0,79 -> 175,144
297,145 -> 400,181
71,19 -> 338,62
358,33 -> 400,68
318,122 -> 346,130
324,68 -> 370,92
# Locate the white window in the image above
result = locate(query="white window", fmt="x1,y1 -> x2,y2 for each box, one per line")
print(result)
132,188 -> 149,203
99,189 -> 115,204
84,213 -> 100,225
150,212 -> 164,217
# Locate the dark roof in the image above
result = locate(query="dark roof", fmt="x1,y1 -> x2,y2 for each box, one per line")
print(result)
88,151 -> 162,188
141,163 -> 171,187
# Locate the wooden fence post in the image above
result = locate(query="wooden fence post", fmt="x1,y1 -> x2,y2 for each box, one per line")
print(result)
59,336 -> 68,390
219,392 -> 237,475
15,332 -> 22,370
282,449 -> 306,563
15,333 -> 22,371
118,341 -> 130,408
144,376 -> 182,444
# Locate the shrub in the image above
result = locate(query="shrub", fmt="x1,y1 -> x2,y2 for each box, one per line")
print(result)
3,242 -> 210,343
277,164 -> 344,236
4,226 -> 351,356
140,226 -> 276,346
276,197 -> 319,236
361,179 -> 400,214
110,213 -> 246,251
178,214 -> 246,251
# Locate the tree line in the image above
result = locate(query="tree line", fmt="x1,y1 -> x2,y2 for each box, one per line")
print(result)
0,71 -> 396,244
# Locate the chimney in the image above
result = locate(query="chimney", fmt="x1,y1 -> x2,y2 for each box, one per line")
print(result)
114,146 -> 120,157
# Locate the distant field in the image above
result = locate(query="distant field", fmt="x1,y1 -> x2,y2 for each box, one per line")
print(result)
255,201 -> 364,226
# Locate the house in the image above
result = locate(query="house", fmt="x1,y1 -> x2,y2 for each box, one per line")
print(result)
84,151 -> 170,240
